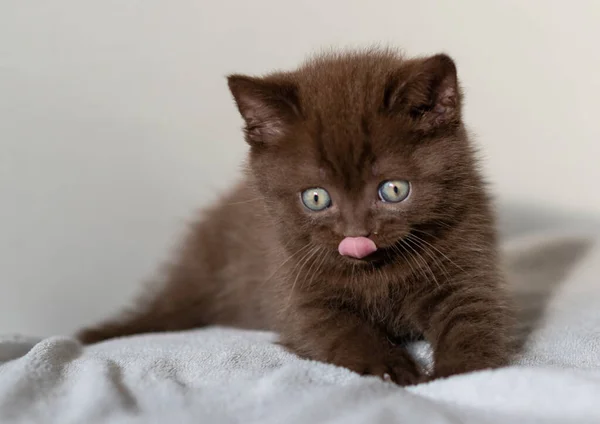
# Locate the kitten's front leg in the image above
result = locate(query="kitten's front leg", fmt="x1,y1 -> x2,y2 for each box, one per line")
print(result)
411,275 -> 513,379
279,304 -> 424,385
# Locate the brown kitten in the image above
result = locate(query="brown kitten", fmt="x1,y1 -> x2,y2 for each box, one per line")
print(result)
78,48 -> 514,385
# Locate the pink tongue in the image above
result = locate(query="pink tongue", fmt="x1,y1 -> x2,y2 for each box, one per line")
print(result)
338,237 -> 377,259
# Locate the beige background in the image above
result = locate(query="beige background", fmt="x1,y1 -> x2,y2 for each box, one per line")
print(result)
1,0 -> 599,336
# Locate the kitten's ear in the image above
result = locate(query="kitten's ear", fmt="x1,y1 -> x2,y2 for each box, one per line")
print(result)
383,54 -> 461,131
227,75 -> 301,146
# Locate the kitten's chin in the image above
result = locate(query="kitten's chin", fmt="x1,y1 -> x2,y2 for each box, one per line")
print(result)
338,250 -> 384,266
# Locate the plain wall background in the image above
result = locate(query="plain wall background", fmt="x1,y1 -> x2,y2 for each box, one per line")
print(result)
1,0 -> 599,336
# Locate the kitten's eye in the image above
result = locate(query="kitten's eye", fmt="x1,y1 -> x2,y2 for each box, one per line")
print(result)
301,188 -> 332,211
378,180 -> 410,203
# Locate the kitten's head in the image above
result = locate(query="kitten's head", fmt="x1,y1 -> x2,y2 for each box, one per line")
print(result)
228,49 -> 487,271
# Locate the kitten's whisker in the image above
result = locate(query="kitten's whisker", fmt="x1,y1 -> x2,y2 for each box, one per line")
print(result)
285,246 -> 321,309
286,244 -> 317,281
264,243 -> 313,285
399,239 -> 439,289
294,245 -> 322,288
306,248 -> 329,290
389,243 -> 418,284
406,234 -> 452,285
301,247 -> 325,291
409,231 -> 466,273
413,227 -> 485,253
404,238 -> 441,289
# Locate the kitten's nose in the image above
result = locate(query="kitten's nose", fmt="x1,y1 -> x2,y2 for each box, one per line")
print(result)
342,226 -> 370,238
344,230 -> 370,238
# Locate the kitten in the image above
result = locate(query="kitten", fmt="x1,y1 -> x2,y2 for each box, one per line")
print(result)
78,48 -> 513,385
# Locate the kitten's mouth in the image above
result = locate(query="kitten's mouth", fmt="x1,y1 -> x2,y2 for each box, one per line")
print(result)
337,236 -> 405,266
338,237 -> 377,259
337,236 -> 416,267
341,253 -> 381,264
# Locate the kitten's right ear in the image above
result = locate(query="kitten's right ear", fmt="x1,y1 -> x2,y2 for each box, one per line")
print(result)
227,75 -> 301,146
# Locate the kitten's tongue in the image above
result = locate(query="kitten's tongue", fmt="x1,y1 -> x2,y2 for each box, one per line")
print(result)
338,237 -> 377,259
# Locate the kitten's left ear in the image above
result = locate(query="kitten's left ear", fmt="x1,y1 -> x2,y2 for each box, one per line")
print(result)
384,54 -> 461,131
227,75 -> 301,146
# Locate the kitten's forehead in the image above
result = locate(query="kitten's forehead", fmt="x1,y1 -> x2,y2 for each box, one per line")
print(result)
311,118 -> 376,189
294,50 -> 405,123
288,51 -> 412,187
300,124 -> 417,196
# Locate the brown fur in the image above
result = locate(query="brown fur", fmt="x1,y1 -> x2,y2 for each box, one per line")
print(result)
77,48 -> 514,385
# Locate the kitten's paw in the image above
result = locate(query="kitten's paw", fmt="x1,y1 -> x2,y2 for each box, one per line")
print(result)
367,364 -> 423,386
360,354 -> 425,386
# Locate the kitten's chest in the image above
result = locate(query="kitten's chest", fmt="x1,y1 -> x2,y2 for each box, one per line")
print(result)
366,281 -> 428,344
342,272 -> 418,334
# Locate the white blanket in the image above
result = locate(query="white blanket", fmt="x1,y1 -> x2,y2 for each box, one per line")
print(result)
1,232 -> 600,424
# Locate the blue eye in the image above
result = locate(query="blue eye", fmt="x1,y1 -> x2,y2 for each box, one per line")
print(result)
378,180 -> 410,203
301,188 -> 331,211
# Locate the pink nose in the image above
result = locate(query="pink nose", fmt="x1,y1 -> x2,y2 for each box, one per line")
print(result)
338,237 -> 377,259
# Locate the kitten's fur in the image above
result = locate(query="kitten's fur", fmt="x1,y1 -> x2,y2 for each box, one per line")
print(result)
78,49 -> 513,385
